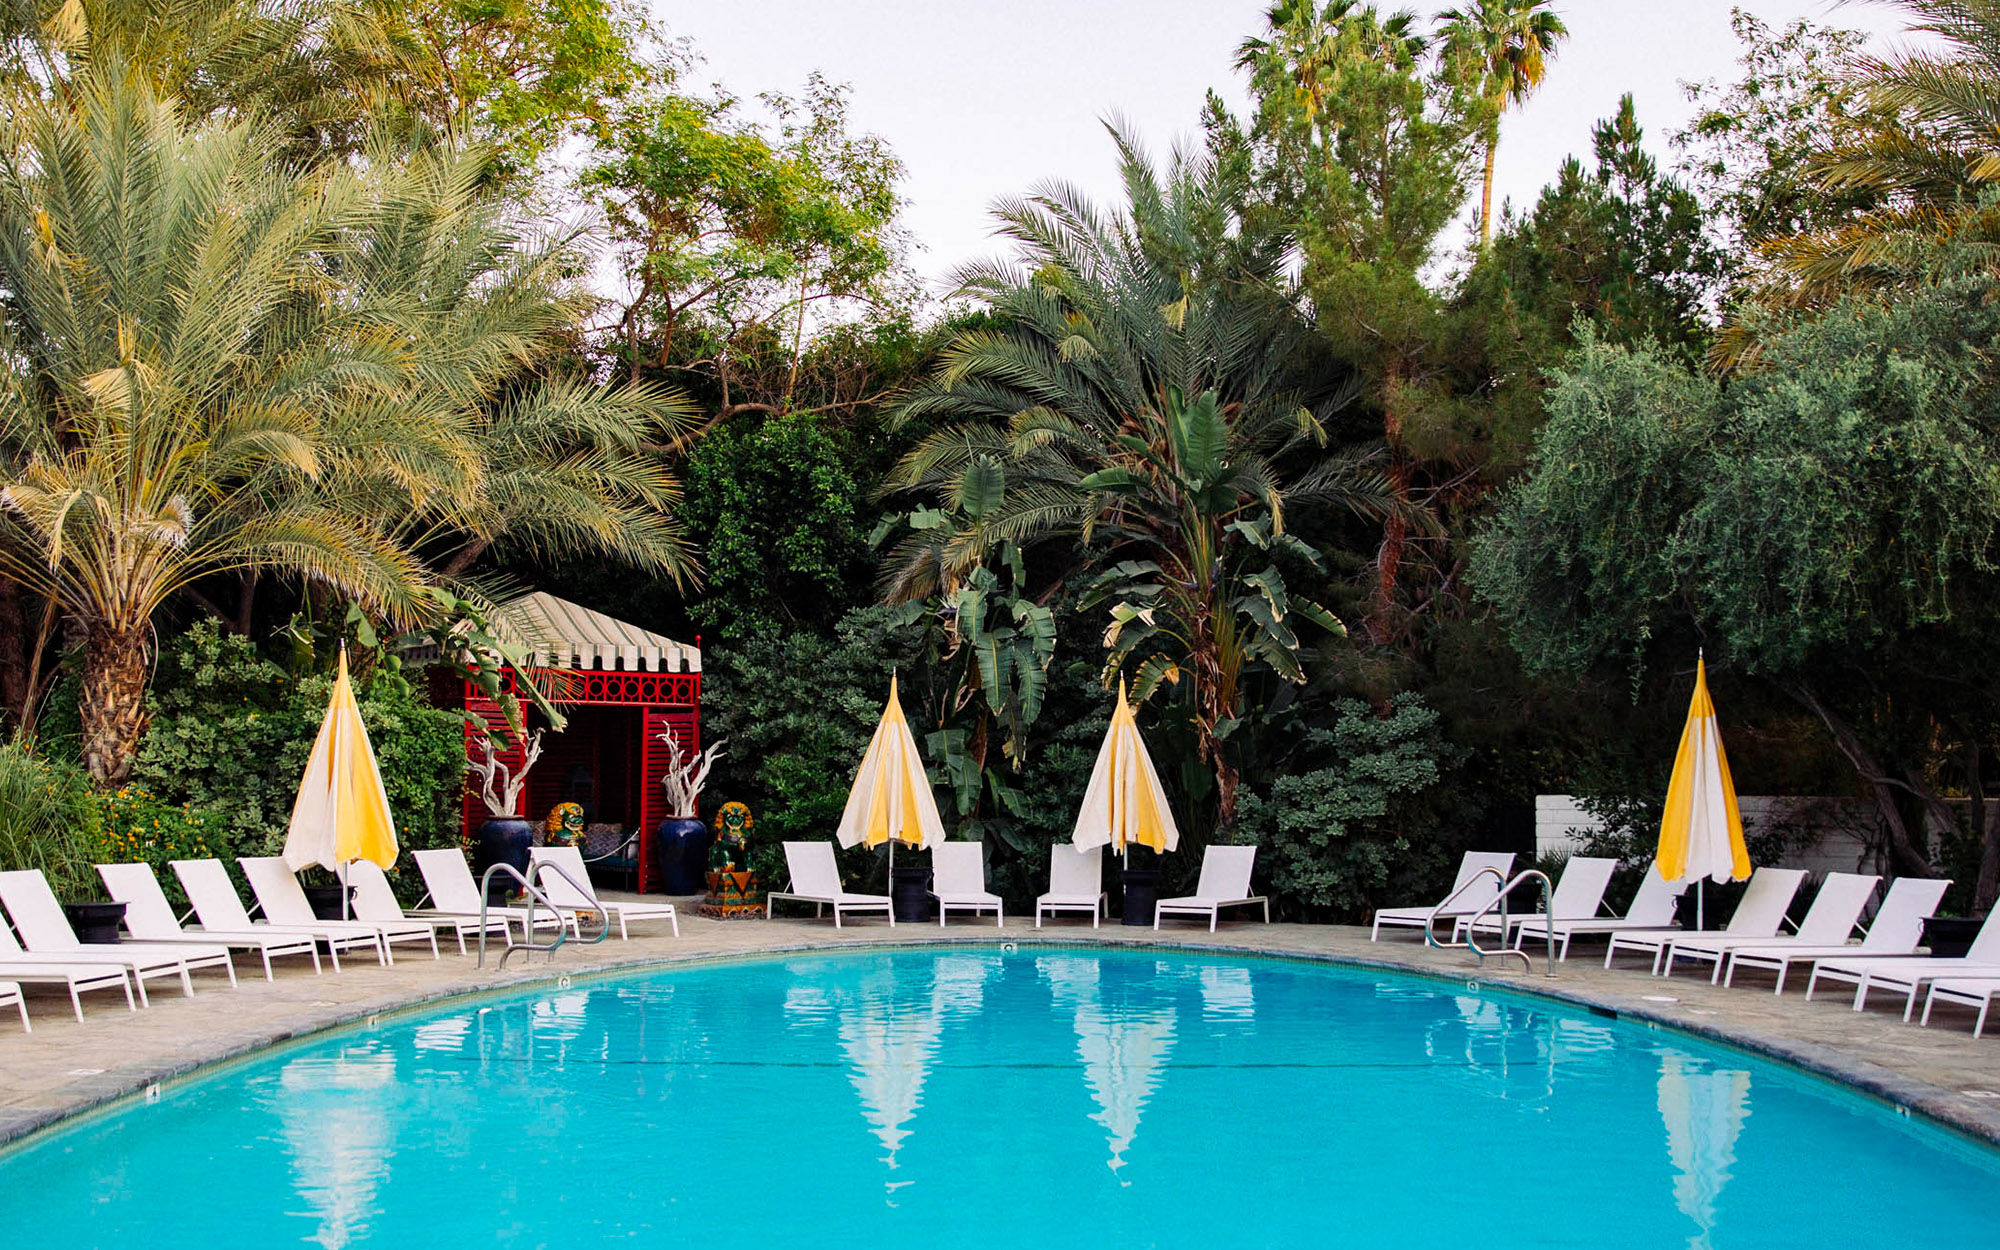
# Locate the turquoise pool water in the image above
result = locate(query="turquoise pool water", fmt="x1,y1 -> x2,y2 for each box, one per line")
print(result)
3,948 -> 1997,1247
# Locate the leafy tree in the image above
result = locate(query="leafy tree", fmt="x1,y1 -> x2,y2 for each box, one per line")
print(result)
585,73 -> 907,400
884,129 -> 1387,827
1672,12 -> 1878,278
1473,255 -> 2000,906
1436,0 -> 1568,249
365,0 -> 656,172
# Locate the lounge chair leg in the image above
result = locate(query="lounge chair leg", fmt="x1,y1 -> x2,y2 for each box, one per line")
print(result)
1903,990 -> 1920,1023
1922,990 -> 1936,1027
1978,1001 -> 1990,1039
670,913 -> 680,937
996,907 -> 1003,929
16,1000 -> 28,1032
71,987 -> 85,1022
261,951 -> 275,981
1210,911 -> 1218,933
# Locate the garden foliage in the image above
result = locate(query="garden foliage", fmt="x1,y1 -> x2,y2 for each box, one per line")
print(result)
130,623 -> 466,866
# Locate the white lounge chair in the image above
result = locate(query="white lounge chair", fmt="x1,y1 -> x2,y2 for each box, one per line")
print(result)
766,841 -> 894,928
1724,876 -> 1950,992
0,980 -> 23,1032
99,862 -> 321,980
1459,855 -> 1618,944
1811,908 -> 2000,1018
0,922 -> 136,1018
1512,866 -> 1688,960
0,868 -> 234,997
1921,976 -> 2000,1037
173,858 -> 385,970
1037,844 -> 1107,928
531,846 -> 679,938
1156,845 -> 1270,932
929,842 -> 1003,927
240,857 -> 440,962
1371,851 -> 1515,941
410,848 -> 568,942
347,860 -> 510,955
1604,867 -> 1807,974
1662,871 -> 1880,982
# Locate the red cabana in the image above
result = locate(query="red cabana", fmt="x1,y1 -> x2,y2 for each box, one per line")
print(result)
451,592 -> 701,893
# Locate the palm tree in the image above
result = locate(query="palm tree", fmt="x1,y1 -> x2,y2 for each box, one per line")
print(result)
0,54 -> 694,782
1763,1 -> 2000,292
883,129 -> 1397,827
1438,0 -> 1568,248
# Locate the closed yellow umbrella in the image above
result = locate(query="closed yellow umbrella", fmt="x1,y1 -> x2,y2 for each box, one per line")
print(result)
1655,654 -> 1749,928
283,649 -> 399,878
1072,679 -> 1179,855
836,675 -> 945,853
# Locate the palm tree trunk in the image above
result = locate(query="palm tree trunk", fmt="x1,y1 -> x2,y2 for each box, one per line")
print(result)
1480,135 -> 1497,249
0,579 -> 29,734
1371,362 -> 1412,640
79,620 -> 152,787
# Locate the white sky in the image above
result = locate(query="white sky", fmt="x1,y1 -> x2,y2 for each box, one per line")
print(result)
651,1 -> 1917,289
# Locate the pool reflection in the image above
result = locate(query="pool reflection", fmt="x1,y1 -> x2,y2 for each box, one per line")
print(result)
1657,1049 -> 1752,1250
275,1050 -> 395,1250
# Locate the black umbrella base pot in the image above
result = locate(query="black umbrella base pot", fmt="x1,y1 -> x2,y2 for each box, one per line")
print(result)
1121,868 -> 1160,926
62,901 -> 128,944
890,865 -> 931,923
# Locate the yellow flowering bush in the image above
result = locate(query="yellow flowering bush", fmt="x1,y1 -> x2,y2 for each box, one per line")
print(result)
84,785 -> 217,891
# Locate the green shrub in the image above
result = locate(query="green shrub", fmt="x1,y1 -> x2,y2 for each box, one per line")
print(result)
132,622 -> 468,869
1238,694 -> 1458,921
0,742 -> 98,899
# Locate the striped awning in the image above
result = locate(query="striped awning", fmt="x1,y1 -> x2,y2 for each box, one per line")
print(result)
494,592 -> 700,674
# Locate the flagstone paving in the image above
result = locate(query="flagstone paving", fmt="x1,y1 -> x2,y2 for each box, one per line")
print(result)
4,901 -> 1999,1149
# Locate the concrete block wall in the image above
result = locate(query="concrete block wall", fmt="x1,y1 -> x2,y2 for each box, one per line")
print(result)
1535,794 -> 1877,875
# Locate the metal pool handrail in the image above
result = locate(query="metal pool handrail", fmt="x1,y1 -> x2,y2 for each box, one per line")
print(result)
1424,866 -> 1558,977
474,862 -> 607,970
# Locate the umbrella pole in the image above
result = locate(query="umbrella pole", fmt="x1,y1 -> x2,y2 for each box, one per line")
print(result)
1696,879 -> 1704,932
339,860 -> 350,922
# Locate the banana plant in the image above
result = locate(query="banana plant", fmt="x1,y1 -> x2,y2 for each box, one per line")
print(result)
875,455 -> 1057,822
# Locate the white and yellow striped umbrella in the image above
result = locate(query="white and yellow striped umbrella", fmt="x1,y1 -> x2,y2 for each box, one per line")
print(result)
1072,679 -> 1179,855
836,675 -> 945,851
283,649 -> 399,874
1655,655 -> 1750,889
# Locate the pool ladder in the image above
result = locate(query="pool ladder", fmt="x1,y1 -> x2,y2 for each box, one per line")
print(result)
1423,867 -> 1558,978
475,861 -> 611,970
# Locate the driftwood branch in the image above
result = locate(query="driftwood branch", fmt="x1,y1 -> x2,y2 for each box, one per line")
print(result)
658,732 -> 726,818
466,730 -> 544,817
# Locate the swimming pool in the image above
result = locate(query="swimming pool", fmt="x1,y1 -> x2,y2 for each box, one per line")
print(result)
3,948 -> 1996,1247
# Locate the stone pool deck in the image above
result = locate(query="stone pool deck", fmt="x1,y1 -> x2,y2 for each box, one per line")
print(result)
4,902 -> 1999,1149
